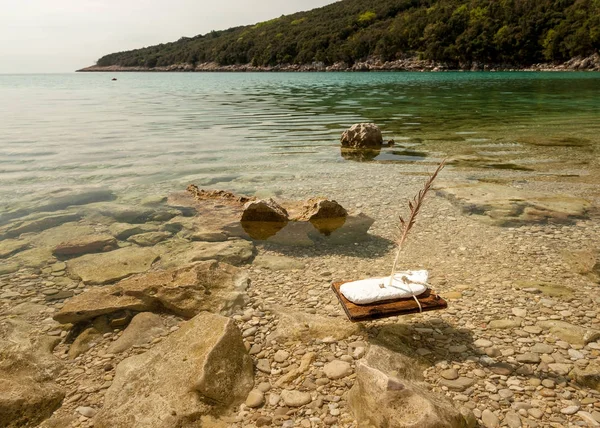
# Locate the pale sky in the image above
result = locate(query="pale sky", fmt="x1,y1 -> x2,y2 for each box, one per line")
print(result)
0,0 -> 337,73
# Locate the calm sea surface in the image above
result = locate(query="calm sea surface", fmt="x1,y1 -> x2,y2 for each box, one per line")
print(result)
1,72 -> 599,212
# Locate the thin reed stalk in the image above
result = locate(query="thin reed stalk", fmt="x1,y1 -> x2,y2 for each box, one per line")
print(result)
387,160 -> 446,287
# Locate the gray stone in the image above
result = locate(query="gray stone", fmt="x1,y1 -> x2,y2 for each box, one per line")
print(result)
481,409 -> 499,428
505,411 -> 522,428
93,312 -> 253,428
76,406 -> 96,418
323,360 -> 352,380
516,353 -> 541,364
488,319 -> 522,329
245,389 -> 265,408
281,390 -> 312,407
560,405 -> 580,415
348,345 -> 466,427
107,313 -> 167,354
441,368 -> 459,380
577,411 -> 600,426
474,339 -> 493,348
439,376 -> 476,392
530,343 -> 554,354
570,360 -> 600,391
274,350 -> 290,363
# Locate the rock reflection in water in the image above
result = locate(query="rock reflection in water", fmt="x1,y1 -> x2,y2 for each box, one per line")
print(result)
235,214 -> 373,246
240,220 -> 288,240
340,148 -> 381,162
309,216 -> 346,236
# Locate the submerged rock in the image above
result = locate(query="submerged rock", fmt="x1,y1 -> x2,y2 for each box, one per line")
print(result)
0,317 -> 65,428
83,202 -> 179,224
159,239 -> 255,267
66,247 -> 159,285
127,231 -> 171,246
341,123 -> 383,149
435,182 -> 591,226
0,239 -> 29,259
0,188 -> 115,227
107,312 -> 168,354
252,255 -> 305,271
108,222 -> 160,240
0,212 -> 81,239
267,308 -> 362,343
54,260 -> 249,324
93,312 -> 254,428
53,234 -> 117,257
348,345 -> 466,428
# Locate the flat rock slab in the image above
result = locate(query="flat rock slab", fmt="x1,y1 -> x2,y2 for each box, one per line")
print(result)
253,255 -> 305,271
0,212 -> 81,239
0,317 -> 65,428
83,202 -> 179,224
93,312 -> 253,428
66,247 -> 159,284
349,345 -> 466,427
435,182 -> 591,226
0,239 -> 29,259
0,188 -> 115,226
267,307 -> 362,343
108,223 -> 160,240
536,320 -> 600,345
53,234 -> 117,256
127,231 -> 171,246
159,239 -> 255,267
55,260 -> 248,324
107,312 -> 168,354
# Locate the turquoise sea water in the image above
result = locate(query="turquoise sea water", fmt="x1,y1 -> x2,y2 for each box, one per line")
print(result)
1,72 -> 599,211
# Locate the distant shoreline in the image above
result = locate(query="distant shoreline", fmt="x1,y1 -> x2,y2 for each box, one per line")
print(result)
78,55 -> 600,73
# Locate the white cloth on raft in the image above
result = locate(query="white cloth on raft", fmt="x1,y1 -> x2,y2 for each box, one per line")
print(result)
339,270 -> 428,305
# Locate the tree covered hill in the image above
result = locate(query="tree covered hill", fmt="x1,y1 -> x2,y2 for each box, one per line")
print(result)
95,0 -> 600,69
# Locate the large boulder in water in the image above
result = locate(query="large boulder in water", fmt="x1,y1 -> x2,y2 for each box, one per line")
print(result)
348,345 -> 467,428
340,123 -> 383,148
93,312 -> 254,428
241,199 -> 289,222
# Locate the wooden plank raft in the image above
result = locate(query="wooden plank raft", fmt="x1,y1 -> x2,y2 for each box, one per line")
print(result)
331,281 -> 448,322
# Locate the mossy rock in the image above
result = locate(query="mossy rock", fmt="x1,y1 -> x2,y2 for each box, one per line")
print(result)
514,281 -> 574,298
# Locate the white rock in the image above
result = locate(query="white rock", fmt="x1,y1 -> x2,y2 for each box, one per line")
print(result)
323,360 -> 352,380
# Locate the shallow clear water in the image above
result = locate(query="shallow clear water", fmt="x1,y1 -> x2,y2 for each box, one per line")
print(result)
1,72 -> 599,211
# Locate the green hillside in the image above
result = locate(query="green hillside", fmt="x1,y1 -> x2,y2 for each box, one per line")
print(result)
96,0 -> 600,68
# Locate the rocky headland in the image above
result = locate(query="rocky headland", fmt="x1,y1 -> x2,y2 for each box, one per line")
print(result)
77,54 -> 600,73
1,134 -> 600,428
